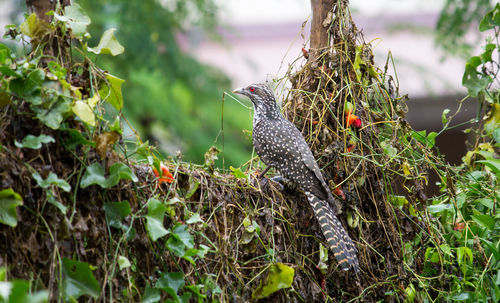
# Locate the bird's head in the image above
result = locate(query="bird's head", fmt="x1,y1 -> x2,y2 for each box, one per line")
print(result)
232,83 -> 280,118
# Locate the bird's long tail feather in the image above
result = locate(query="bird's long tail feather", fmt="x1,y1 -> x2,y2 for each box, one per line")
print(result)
306,191 -> 359,272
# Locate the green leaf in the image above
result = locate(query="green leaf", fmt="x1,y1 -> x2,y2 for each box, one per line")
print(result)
14,134 -> 54,149
32,172 -> 71,192
10,69 -> 45,97
476,198 -> 494,209
0,188 -> 23,227
230,166 -> 247,179
107,163 -> 138,186
480,43 -> 496,63
80,162 -> 106,188
456,247 -> 473,267
427,203 -> 453,214
33,96 -> 71,129
63,129 -> 95,149
483,103 -> 500,136
62,258 -> 100,299
103,201 -> 131,229
477,159 -> 500,177
166,236 -> 185,257
155,272 -> 184,300
140,284 -> 161,303
0,43 -> 11,64
56,3 -> 91,39
185,213 -> 203,225
80,162 -> 137,189
47,61 -> 67,80
380,140 -> 397,158
72,100 -> 96,126
493,128 -> 500,144
441,108 -> 450,125
479,3 -> 500,32
88,28 -> 124,56
462,55 -> 493,97
184,176 -> 199,199
471,214 -> 495,230
20,13 -> 51,38
118,256 -> 131,270
146,198 -> 168,241
481,238 -> 500,262
252,263 -> 295,299
405,283 -> 416,302
0,280 -> 48,302
317,244 -> 328,274
47,190 -> 67,214
451,292 -> 471,301
99,73 -> 124,111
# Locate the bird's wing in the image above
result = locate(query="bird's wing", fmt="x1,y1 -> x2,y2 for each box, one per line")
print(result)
285,120 -> 335,201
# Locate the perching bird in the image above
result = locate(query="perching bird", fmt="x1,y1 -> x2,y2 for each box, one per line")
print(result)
233,83 -> 359,272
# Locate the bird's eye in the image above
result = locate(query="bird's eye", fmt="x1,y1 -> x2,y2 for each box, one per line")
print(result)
249,86 -> 255,92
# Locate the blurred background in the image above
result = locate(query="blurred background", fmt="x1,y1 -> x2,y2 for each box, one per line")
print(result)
1,0 -> 492,168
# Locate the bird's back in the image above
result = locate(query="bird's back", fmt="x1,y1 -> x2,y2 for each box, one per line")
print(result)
253,115 -> 332,204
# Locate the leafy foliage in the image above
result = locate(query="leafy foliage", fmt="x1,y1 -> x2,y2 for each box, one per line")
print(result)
77,0 -> 252,166
413,5 -> 500,302
436,0 -> 493,57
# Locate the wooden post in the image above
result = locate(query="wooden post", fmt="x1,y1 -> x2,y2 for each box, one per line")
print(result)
309,0 -> 335,60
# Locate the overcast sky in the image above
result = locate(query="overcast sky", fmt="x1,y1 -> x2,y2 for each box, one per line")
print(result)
216,0 -> 444,24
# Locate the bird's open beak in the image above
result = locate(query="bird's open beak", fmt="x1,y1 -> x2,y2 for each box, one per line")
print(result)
232,87 -> 244,95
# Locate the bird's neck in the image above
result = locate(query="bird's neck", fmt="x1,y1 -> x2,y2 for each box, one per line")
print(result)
252,104 -> 281,126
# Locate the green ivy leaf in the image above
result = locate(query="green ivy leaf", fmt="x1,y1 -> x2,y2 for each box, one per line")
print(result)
462,55 -> 493,97
14,134 -> 54,149
80,162 -> 137,188
61,258 -> 100,300
63,129 -> 95,149
107,162 -> 138,185
103,201 -> 131,229
140,284 -> 161,303
80,162 -> 106,188
0,188 -> 23,227
47,190 -> 67,214
10,69 -> 45,97
185,213 -> 203,225
55,3 -> 91,39
99,73 -> 124,111
0,280 -> 49,302
32,96 -> 71,130
72,100 -> 96,126
166,236 -> 185,257
155,272 -> 184,300
479,3 -> 500,32
88,28 -> 124,56
252,263 -> 295,299
171,224 -> 194,249
32,172 -> 71,192
146,198 -> 168,241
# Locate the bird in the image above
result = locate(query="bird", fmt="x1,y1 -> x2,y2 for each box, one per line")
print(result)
233,83 -> 359,272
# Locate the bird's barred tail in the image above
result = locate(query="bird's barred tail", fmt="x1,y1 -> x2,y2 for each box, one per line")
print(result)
305,192 -> 359,272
